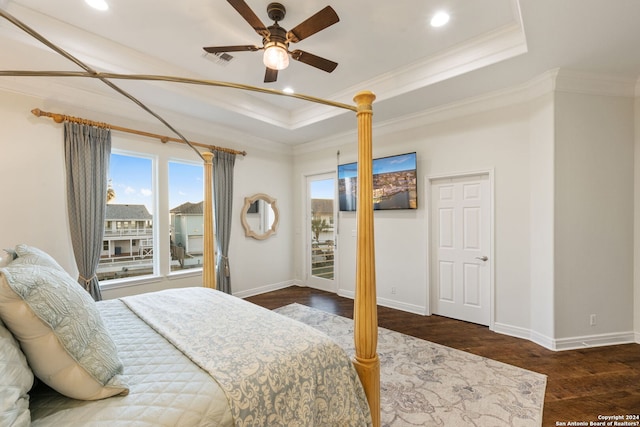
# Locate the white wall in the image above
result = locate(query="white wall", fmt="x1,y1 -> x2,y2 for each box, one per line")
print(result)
528,90 -> 556,344
0,88 -> 294,299
231,145 -> 294,297
2,70 -> 638,349
293,71 -> 639,349
554,91 -> 634,341
635,86 -> 640,341
0,91 -> 73,270
293,98 -> 534,330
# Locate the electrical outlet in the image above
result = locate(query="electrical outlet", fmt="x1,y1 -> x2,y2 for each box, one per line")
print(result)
590,314 -> 596,326
391,287 -> 396,295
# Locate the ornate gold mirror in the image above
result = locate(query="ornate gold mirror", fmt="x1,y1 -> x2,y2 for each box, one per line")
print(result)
240,193 -> 280,240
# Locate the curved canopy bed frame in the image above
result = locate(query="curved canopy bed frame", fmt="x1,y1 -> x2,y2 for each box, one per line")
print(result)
0,8 -> 381,426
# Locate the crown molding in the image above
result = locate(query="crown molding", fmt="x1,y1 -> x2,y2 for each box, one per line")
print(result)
292,21 -> 528,130
295,68 -> 640,156
554,69 -> 637,98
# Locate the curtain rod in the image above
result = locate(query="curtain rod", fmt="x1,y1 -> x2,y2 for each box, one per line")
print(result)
31,108 -> 247,156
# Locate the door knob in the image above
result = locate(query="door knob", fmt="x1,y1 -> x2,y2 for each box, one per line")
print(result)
475,256 -> 488,261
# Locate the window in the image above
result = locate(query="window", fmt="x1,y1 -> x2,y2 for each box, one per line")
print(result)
97,152 -> 154,282
168,161 -> 204,272
98,151 -> 206,286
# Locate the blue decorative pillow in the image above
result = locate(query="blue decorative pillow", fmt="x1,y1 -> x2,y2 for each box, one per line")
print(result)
13,244 -> 65,272
0,255 -> 128,400
0,317 -> 33,427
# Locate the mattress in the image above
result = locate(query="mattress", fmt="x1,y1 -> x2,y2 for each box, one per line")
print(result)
29,299 -> 233,427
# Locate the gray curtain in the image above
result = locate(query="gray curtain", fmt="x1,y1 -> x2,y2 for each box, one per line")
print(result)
212,150 -> 236,294
64,122 -> 111,301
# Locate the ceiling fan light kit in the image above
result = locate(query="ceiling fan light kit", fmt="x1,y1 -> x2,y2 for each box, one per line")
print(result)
263,41 -> 289,70
203,0 -> 339,83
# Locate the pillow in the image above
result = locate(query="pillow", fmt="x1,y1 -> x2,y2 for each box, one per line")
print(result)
0,258 -> 128,401
13,244 -> 65,272
0,250 -> 16,268
0,318 -> 33,427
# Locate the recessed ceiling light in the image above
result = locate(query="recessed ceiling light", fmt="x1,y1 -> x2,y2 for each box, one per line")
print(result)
430,11 -> 450,27
85,0 -> 109,11
283,87 -> 295,94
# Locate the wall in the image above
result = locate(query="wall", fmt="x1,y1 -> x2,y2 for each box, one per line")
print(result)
231,144 -> 294,297
2,71 -> 638,349
0,91 -> 73,269
293,96 -> 534,331
527,89 -> 556,344
293,71 -> 639,349
554,90 -> 635,344
0,88 -> 294,299
636,87 -> 640,341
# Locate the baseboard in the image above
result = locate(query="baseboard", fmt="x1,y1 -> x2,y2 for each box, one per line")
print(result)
494,323 -> 636,351
241,284 -> 640,350
337,289 -> 428,315
552,331 -> 636,351
233,280 -> 297,299
494,322 -> 538,341
378,296 -> 428,315
494,323 -> 557,350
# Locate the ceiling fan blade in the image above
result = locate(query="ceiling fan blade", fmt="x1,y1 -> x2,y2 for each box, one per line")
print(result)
264,67 -> 278,83
227,0 -> 270,38
290,50 -> 338,73
287,6 -> 339,43
203,45 -> 261,53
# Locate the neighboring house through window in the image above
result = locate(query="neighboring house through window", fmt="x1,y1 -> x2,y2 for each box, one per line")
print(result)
97,152 -> 204,285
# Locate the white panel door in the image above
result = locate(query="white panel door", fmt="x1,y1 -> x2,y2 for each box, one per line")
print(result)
431,174 -> 491,326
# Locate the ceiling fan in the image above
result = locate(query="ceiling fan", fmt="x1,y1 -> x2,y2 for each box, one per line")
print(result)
203,0 -> 339,83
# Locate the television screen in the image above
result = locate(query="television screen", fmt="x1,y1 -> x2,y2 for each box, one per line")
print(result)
338,152 -> 417,211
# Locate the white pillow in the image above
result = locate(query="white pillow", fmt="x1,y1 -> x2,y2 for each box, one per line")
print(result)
0,256 -> 128,401
0,318 -> 33,427
0,249 -> 16,268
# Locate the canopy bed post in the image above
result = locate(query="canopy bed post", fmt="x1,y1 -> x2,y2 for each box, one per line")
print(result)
202,151 -> 216,289
352,90 -> 380,427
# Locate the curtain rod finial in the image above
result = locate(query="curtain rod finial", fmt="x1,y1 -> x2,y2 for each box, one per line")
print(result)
31,108 -> 42,117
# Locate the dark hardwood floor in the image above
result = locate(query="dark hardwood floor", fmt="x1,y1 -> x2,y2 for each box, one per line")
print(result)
246,286 -> 640,426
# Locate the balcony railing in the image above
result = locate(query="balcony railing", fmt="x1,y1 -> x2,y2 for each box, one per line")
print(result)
311,240 -> 334,280
104,228 -> 153,237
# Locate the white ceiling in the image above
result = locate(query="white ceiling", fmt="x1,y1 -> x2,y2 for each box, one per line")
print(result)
1,0 -> 640,148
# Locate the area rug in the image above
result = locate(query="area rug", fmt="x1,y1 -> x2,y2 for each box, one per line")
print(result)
274,303 -> 546,427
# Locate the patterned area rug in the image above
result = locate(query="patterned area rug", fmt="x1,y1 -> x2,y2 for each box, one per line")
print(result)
274,303 -> 546,427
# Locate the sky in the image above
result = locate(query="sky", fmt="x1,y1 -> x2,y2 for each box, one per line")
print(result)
310,178 -> 334,200
110,153 -> 376,209
108,153 -> 203,212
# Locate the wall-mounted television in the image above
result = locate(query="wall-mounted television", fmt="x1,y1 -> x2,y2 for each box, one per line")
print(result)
338,152 -> 417,211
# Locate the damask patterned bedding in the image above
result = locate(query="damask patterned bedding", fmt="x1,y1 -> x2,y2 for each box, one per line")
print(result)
27,288 -> 372,426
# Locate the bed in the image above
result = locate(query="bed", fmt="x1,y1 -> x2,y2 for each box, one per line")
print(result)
1,247 -> 371,426
0,9 -> 380,426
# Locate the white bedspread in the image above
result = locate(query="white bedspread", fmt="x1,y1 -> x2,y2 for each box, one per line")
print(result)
121,287 -> 372,427
30,298 -> 233,426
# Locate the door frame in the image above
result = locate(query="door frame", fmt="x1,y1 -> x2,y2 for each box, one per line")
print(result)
426,169 -> 495,330
304,171 -> 338,293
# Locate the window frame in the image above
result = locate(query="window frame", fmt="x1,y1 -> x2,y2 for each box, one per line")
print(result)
99,146 -> 208,291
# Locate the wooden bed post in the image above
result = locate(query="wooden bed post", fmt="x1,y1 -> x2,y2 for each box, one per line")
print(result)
352,91 -> 380,427
202,151 -> 216,289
